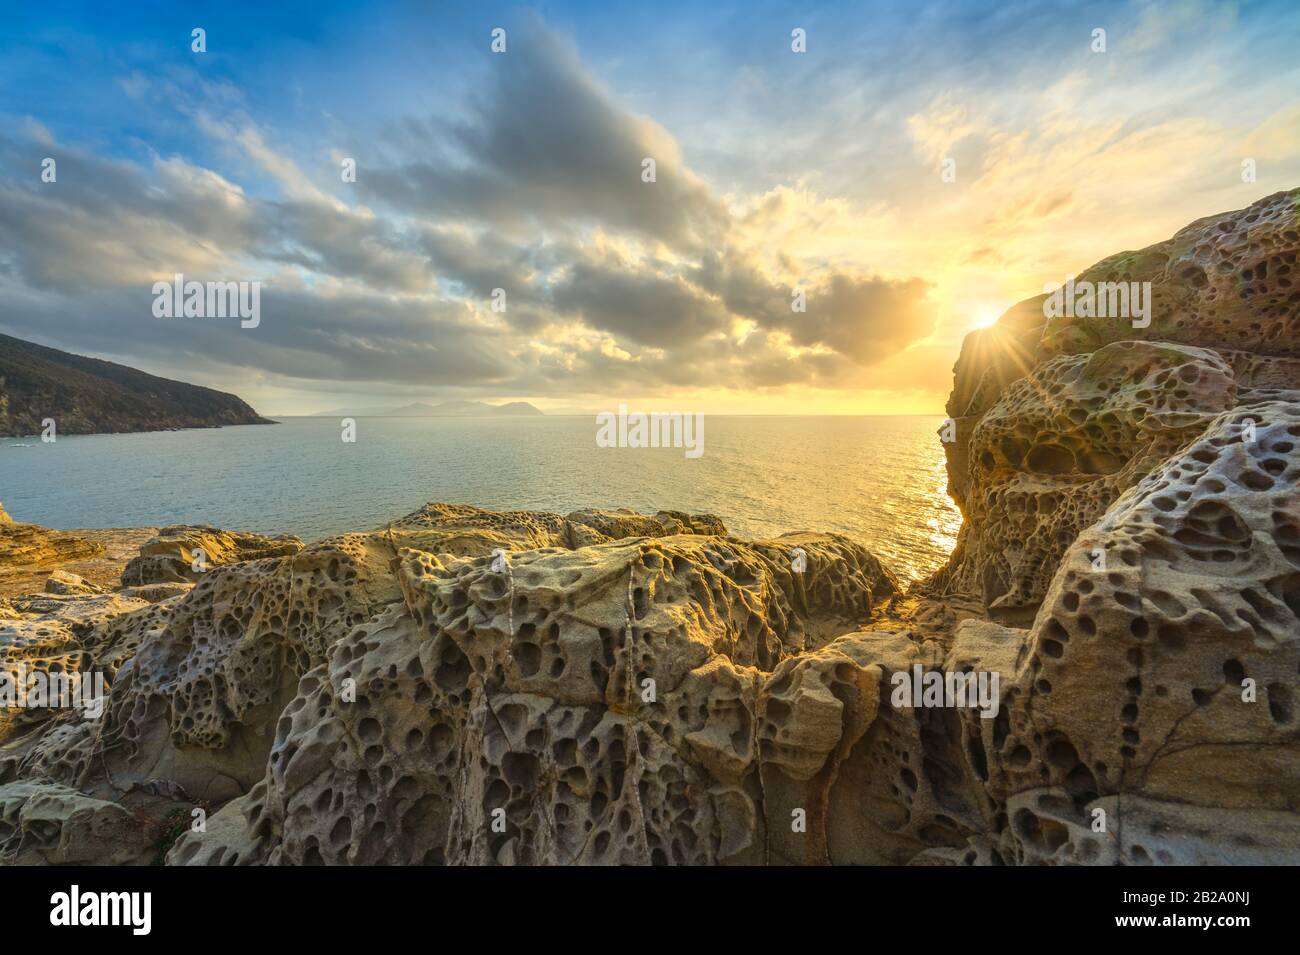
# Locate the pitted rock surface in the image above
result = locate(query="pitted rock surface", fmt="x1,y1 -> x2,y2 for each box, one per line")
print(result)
2,193 -> 1298,865
936,189 -> 1300,618
121,525 -> 304,585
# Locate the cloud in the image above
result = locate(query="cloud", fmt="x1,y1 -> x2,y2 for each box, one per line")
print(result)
356,16 -> 729,247
0,140 -> 252,289
0,280 -> 515,387
254,200 -> 436,293
1130,0 -> 1238,53
551,262 -> 729,348
693,249 -> 935,366
0,13 -> 1039,410
795,273 -> 934,364
0,104 -> 932,401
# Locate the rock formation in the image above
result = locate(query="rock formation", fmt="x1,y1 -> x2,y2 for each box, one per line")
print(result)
0,503 -> 104,568
43,570 -> 105,597
0,190 -> 1297,865
120,526 -> 305,585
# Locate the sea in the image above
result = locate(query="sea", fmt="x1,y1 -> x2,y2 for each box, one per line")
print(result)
0,415 -> 961,583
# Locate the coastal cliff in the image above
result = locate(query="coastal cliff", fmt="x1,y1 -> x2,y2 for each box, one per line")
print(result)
0,333 -> 273,437
0,190 -> 1297,865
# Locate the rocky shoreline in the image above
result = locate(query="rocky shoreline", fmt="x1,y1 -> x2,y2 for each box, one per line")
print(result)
1,189 -> 1297,865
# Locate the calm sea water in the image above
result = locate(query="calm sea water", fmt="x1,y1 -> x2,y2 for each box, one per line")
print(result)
0,416 -> 960,582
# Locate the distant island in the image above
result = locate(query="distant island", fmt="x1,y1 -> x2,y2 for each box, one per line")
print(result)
313,399 -> 544,417
0,333 -> 272,437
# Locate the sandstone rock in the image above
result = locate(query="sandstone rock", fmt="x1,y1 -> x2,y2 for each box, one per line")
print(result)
0,507 -> 104,568
564,507 -> 728,543
120,525 -> 304,585
934,190 -> 1300,618
0,618 -> 90,741
387,502 -> 727,551
8,592 -> 149,636
911,192 -> 1300,865
163,525 -> 896,865
0,781 -> 156,865
939,341 -> 1237,618
118,582 -> 195,603
1041,189 -> 1300,359
980,404 -> 1300,820
1,526 -> 159,602
11,193 -> 1300,867
44,569 -> 104,596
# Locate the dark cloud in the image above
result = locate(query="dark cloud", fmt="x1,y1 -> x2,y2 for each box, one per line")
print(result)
256,201 -> 435,293
793,273 -> 933,364
357,17 -> 728,247
0,282 -> 514,387
693,250 -> 934,366
0,139 -> 256,290
417,227 -> 563,305
0,18 -> 936,404
550,262 -> 728,348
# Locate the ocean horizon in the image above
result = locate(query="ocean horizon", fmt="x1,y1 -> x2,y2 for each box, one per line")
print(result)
0,414 -> 961,583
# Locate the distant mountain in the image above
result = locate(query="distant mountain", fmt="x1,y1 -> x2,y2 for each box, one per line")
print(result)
315,400 -> 544,417
0,333 -> 273,437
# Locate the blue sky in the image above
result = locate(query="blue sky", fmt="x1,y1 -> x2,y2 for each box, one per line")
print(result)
1,0 -> 1298,413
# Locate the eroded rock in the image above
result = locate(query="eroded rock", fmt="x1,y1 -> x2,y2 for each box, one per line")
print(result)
121,525 -> 304,585
44,570 -> 104,596
6,193 -> 1300,867
0,504 -> 104,568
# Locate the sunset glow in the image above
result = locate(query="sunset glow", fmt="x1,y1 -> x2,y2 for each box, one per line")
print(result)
1,2 -> 1298,415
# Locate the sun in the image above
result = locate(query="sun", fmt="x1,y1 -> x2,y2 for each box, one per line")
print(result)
970,306 -> 1001,330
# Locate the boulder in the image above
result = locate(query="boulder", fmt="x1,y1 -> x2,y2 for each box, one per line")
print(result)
0,505 -> 104,567
0,782 -> 157,865
44,569 -> 104,596
120,525 -> 304,585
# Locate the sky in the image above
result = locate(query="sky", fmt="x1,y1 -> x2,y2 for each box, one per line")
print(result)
1,0 -> 1298,415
